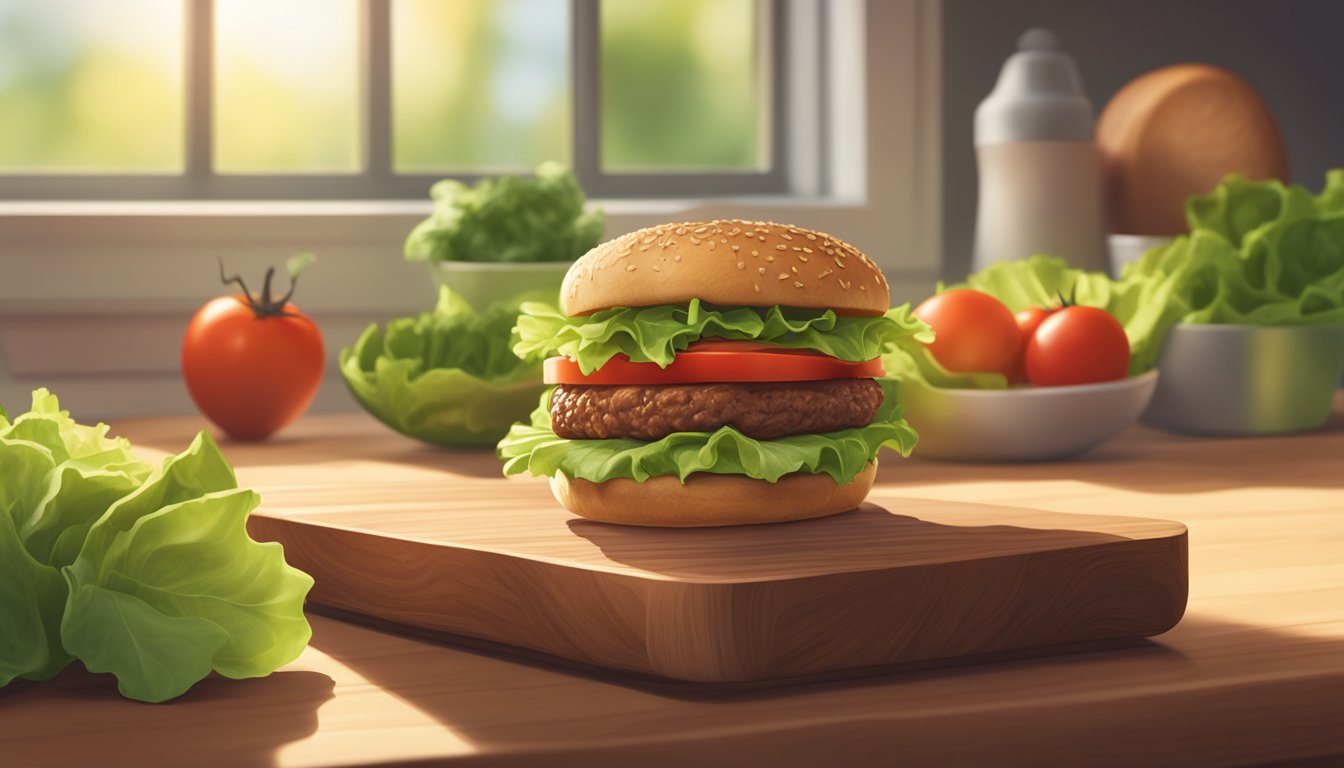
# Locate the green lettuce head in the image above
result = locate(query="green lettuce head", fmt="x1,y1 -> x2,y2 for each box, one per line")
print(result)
404,162 -> 604,264
496,220 -> 929,517
1124,170 -> 1344,327
0,390 -> 312,703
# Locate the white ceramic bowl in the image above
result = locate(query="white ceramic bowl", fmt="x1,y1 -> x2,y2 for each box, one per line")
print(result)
898,371 -> 1160,462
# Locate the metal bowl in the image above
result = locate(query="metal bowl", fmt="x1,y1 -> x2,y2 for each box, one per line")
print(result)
898,371 -> 1159,462
1142,323 -> 1344,436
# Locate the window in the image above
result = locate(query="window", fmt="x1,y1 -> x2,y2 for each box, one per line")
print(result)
0,0 -> 785,200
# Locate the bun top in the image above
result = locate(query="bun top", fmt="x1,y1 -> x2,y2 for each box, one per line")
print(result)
560,219 -> 890,316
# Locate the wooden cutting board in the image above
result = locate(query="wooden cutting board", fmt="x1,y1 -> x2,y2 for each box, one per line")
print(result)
224,420 -> 1189,685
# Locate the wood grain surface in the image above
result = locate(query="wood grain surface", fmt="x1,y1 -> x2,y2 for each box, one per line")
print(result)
4,395 -> 1343,767
243,463 -> 1187,682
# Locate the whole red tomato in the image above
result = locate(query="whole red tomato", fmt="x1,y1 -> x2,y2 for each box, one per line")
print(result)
182,261 -> 324,440
1024,306 -> 1130,386
914,289 -> 1022,378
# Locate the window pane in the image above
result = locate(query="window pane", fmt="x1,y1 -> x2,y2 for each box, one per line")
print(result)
601,0 -> 763,172
0,0 -> 182,171
215,0 -> 359,173
392,0 -> 567,171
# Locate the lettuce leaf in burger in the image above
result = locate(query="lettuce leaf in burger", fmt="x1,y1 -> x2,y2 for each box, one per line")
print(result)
498,220 -> 929,527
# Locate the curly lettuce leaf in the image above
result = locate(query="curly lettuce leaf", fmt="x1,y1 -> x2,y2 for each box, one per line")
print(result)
0,390 -> 154,684
514,299 -> 930,374
0,452 -> 71,686
405,162 -> 604,264
498,380 -> 917,485
1125,171 -> 1344,328
341,286 -> 546,447
61,432 -> 313,703
881,340 -> 1010,390
0,390 -> 313,703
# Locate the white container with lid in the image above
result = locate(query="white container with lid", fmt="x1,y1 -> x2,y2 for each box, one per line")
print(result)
972,28 -> 1108,274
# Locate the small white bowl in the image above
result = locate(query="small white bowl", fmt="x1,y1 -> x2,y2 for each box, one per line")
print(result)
898,371 -> 1160,462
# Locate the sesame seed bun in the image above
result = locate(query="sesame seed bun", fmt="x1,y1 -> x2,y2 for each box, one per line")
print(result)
561,220 -> 890,317
549,463 -> 877,527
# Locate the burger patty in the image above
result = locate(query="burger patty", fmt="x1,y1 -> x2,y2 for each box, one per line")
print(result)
550,378 -> 884,441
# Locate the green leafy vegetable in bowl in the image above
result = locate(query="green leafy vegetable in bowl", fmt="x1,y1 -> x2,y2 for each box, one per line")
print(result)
0,390 -> 312,703
341,287 -> 547,447
404,162 -> 604,263
1124,171 -> 1344,327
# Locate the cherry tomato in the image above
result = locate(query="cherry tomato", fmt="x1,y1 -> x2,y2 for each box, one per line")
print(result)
1015,307 -> 1054,340
1024,306 -> 1130,386
544,350 -> 882,385
913,289 -> 1022,377
182,295 -> 324,440
1009,306 -> 1056,383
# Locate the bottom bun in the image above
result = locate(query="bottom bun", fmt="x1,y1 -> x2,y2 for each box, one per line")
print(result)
549,463 -> 877,528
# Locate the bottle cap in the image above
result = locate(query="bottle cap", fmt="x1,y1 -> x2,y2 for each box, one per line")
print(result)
975,28 -> 1094,145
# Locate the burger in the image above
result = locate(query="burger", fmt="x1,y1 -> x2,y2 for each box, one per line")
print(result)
499,219 -> 927,526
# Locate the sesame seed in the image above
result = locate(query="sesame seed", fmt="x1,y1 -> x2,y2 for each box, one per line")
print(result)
775,244 -> 787,251
840,278 -> 850,289
806,233 -> 817,240
729,227 -> 741,235
736,261 -> 745,269
758,267 -> 767,275
798,255 -> 809,262
793,281 -> 804,288
731,244 -> 740,252
753,283 -> 761,293
639,245 -> 650,251
766,255 -> 775,262
834,258 -> 846,269
626,264 -> 638,272
782,233 -> 793,240
778,273 -> 790,280
674,254 -> 683,262
859,284 -> 867,291
641,234 -> 657,244
720,238 -> 727,244
874,274 -> 881,283
676,226 -> 687,235
791,266 -> 798,273
751,250 -> 759,257
708,239 -> 716,250
652,265 -> 661,272
694,226 -> 708,234
819,269 -> 833,278
802,247 -> 813,253
791,246 -> 802,251
690,236 -> 702,245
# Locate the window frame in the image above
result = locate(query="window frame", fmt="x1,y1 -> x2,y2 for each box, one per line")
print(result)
0,0 -> 789,201
0,0 -> 944,421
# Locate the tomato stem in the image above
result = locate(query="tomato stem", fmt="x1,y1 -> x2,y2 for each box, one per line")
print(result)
218,258 -> 303,318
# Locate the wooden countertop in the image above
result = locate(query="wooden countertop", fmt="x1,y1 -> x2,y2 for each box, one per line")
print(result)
4,397 -> 1344,768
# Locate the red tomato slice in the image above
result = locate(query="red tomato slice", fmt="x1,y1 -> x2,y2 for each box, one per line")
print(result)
545,351 -> 884,385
